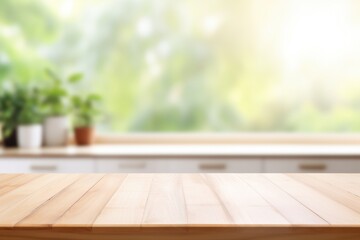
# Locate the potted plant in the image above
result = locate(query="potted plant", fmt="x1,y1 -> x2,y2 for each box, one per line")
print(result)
43,69 -> 83,146
17,86 -> 44,149
0,83 -> 24,147
72,93 -> 101,146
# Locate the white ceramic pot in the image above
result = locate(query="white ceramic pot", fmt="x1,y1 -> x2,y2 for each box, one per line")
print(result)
44,116 -> 69,146
17,124 -> 43,149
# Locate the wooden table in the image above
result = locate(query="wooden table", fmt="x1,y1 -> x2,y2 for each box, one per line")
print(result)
0,174 -> 359,240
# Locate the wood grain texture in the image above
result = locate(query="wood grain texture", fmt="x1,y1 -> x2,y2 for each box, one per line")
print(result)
267,174 -> 360,225
18,174 -> 105,227
0,174 -> 39,196
205,174 -> 289,225
95,174 -> 154,226
0,173 -> 358,240
239,174 -> 327,225
54,174 -> 126,227
142,174 -> 187,225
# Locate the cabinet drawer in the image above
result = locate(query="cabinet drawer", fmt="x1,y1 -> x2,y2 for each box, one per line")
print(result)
96,159 -> 262,173
166,159 -> 262,173
264,159 -> 360,173
0,159 -> 95,173
96,159 -> 160,173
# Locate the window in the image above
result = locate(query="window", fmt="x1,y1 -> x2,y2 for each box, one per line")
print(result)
1,0 -> 360,133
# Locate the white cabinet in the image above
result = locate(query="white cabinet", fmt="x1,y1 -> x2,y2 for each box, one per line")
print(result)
0,158 -> 95,173
96,158 -> 262,173
96,159 -> 160,173
264,158 -> 360,173
0,157 -> 359,174
165,159 -> 262,173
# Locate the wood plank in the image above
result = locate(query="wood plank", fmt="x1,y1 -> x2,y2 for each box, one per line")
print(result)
267,174 -> 360,225
290,174 -> 360,214
186,205 -> 232,225
0,174 -> 20,185
0,173 -> 358,240
0,175 -> 67,214
0,174 -> 40,196
18,174 -> 105,227
53,174 -> 127,227
205,174 -> 289,225
239,174 -> 328,225
104,174 -> 153,208
141,174 -> 187,225
182,174 -> 222,205
94,174 -> 154,226
182,174 -> 232,225
0,174 -> 80,226
311,174 -> 360,197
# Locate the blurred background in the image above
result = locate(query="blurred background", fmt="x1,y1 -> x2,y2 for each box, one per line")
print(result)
1,0 -> 360,133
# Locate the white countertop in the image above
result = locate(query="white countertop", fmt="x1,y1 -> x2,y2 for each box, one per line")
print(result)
1,144 -> 360,158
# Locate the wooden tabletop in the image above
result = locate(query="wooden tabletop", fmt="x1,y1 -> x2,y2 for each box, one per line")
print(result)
0,174 -> 359,240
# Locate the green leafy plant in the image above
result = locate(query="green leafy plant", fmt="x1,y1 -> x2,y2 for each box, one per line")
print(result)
0,83 -> 25,137
17,86 -> 44,125
72,93 -> 102,127
43,68 -> 83,116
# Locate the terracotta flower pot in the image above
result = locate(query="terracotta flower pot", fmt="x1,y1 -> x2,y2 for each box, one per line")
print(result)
74,127 -> 94,146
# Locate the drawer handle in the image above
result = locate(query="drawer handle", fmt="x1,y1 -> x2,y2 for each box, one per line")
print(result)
198,163 -> 226,171
298,163 -> 327,171
118,162 -> 146,169
30,165 -> 58,171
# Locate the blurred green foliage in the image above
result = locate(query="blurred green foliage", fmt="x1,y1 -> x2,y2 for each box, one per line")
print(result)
0,83 -> 23,136
72,93 -> 102,127
0,0 -> 55,82
1,0 -> 360,132
17,85 -> 44,125
43,69 -> 83,116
